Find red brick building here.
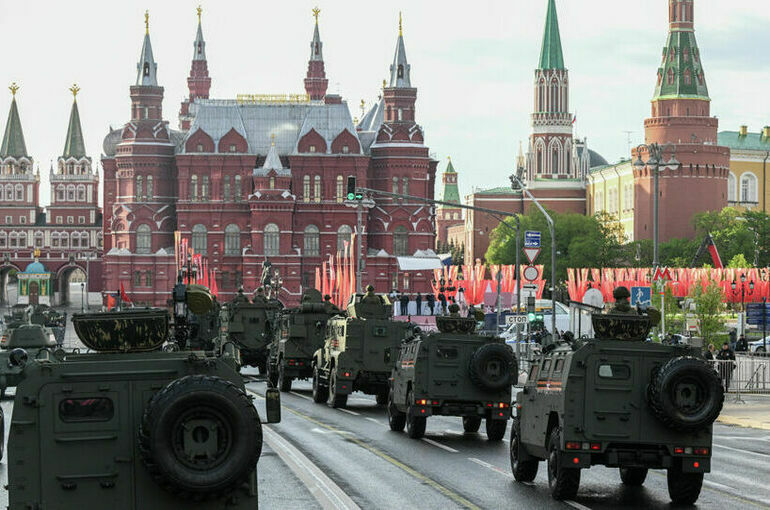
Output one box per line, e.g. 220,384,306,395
632,0,730,242
102,11,438,306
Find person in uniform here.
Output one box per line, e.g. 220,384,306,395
415,293,423,315
253,287,267,303
234,286,249,303
361,284,381,304
426,293,436,315
324,294,340,313
448,303,461,317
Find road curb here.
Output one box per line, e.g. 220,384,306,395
717,414,770,431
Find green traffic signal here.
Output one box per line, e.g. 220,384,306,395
527,312,536,321
535,313,544,321
347,192,355,200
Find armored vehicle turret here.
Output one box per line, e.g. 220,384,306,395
266,289,338,391
0,323,57,398
510,288,723,505
312,291,417,408
388,313,516,440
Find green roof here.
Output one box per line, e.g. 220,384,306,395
538,0,565,70
446,159,456,173
62,99,86,159
718,130,770,152
653,29,709,101
441,159,461,204
0,97,28,159
476,186,519,195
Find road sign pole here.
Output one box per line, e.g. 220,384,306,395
764,297,767,354
515,229,521,347
661,284,665,339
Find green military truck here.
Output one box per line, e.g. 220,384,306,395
0,323,57,398
312,293,417,408
7,302,280,510
267,289,338,391
510,310,723,504
388,315,516,440
226,295,283,373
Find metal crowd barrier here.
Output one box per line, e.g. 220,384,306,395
711,355,770,395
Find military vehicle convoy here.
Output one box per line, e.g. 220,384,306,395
6,287,281,510
226,292,283,372
312,291,417,408
267,289,337,391
388,313,516,440
510,289,723,505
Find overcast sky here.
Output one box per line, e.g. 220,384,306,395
0,0,768,207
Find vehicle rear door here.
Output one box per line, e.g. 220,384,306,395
584,352,641,441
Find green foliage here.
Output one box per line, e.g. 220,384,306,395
690,281,725,345
727,253,749,269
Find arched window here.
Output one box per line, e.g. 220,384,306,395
269,176,275,189
336,175,344,203
135,176,143,200
397,64,404,79
314,175,321,202
667,68,674,85
17,232,27,248
0,232,6,248
728,172,737,202
234,175,242,201
304,224,320,256
394,226,409,256
303,175,311,202
34,231,43,248
136,224,151,253
192,224,207,255
225,224,240,256
537,150,543,174
223,176,231,201
56,184,65,202
392,176,399,194
741,174,758,204
146,175,153,199
190,175,198,201
264,223,280,256
683,69,692,86
77,184,86,201
551,80,558,112
202,175,210,201
71,232,79,248
402,177,409,195
337,225,352,251
80,231,89,248
552,149,559,174
538,79,545,111
60,232,69,248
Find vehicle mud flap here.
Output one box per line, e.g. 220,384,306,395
312,365,329,403
406,390,426,439
278,363,292,392
139,375,262,501
469,343,517,392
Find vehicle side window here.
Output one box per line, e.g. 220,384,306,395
541,359,552,376
435,346,458,360
598,364,630,380
528,364,539,381
59,397,115,423
553,358,564,373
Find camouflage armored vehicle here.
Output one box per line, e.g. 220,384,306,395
226,291,283,372
267,289,338,391
0,323,57,398
29,304,67,345
7,295,281,510
388,313,516,440
312,290,418,408
510,291,723,505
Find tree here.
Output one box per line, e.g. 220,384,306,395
690,281,725,345
727,253,749,269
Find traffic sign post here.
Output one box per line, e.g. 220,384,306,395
630,286,652,307
523,248,541,264
523,265,539,282
524,231,541,248
505,315,528,325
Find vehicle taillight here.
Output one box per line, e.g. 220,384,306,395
416,399,428,405
694,447,709,455
590,443,601,451
342,371,351,377
674,447,684,454
565,442,581,450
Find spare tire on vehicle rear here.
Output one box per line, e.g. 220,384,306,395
139,375,262,500
647,356,724,432
469,343,517,392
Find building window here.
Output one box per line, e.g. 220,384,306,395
223,176,231,201
342,145,350,154
19,216,26,224
145,271,153,287
197,143,204,152
79,216,85,224
537,150,543,173
741,174,758,203
309,145,316,153
134,271,142,286
201,175,210,201
728,172,737,202
314,175,321,202
190,175,198,201
66,185,75,202
336,175,344,203
136,224,152,254
337,225,352,251
225,224,240,256
0,233,5,247
392,176,398,194
394,225,409,256
269,176,275,189
303,175,311,202
264,223,280,256
34,233,43,248
146,175,153,199
402,177,409,196
80,232,89,248
667,68,674,85
683,69,692,86
56,185,65,202
234,175,242,201
77,185,86,201
552,149,559,174
135,176,143,201
57,216,63,224
67,216,74,224
61,233,68,248
230,144,237,152
192,224,207,255
304,224,320,256
71,233,80,248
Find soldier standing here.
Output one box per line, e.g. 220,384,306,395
400,293,410,316
716,342,736,392
253,287,267,303
426,293,436,315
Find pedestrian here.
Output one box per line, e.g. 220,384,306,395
704,343,716,361
729,328,737,351
437,291,447,315
716,342,736,393
736,334,748,353
426,293,436,315
400,293,410,317
415,293,422,316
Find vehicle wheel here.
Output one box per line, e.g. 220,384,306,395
469,343,517,392
648,356,724,431
278,364,292,392
376,390,389,406
138,375,261,500
257,360,267,375
510,418,538,482
667,466,703,505
462,416,482,433
486,418,507,441
406,390,426,439
312,365,328,403
757,347,766,353
547,427,580,500
327,370,347,409
619,467,648,486
387,390,406,432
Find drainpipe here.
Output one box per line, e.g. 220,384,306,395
763,151,769,214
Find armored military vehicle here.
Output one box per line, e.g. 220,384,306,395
388,314,516,440
226,292,283,372
510,298,723,505
7,291,281,510
29,304,67,345
312,291,417,408
0,323,57,398
267,289,338,391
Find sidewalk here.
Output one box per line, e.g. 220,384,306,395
718,394,770,430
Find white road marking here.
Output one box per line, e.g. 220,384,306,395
713,443,770,458
467,457,512,478
290,391,312,401
564,500,592,510
311,427,333,435
365,417,385,426
704,480,738,492
421,437,459,453
338,408,361,416
263,426,361,510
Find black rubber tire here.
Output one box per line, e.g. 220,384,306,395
648,356,724,431
510,418,538,482
312,365,328,403
486,418,507,441
667,466,703,505
138,375,261,501
469,343,517,392
547,427,580,500
376,390,389,406
327,370,347,409
620,467,648,486
387,390,406,432
463,416,482,433
278,363,292,392
406,390,426,439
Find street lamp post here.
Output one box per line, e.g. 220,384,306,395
344,197,375,294
80,282,85,312
633,143,681,268
731,274,755,336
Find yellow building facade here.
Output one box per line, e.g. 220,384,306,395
719,127,770,212
586,160,635,240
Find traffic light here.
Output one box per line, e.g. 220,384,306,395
346,177,364,201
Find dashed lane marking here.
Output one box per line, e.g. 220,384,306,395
467,457,512,479
713,443,770,458
338,408,361,416
564,500,592,510
704,480,738,492
421,437,459,453
290,391,313,401
248,389,481,510
365,417,386,427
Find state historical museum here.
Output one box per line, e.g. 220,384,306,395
102,10,438,306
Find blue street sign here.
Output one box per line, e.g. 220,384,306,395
524,231,541,248
747,303,770,325
631,286,652,307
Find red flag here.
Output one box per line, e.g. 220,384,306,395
211,269,219,297
203,260,210,288
322,261,328,297
120,283,132,305
706,235,724,269
315,267,321,292
106,294,116,310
